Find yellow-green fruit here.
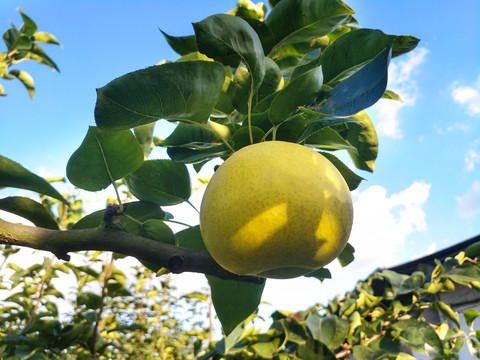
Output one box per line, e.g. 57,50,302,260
199,141,353,279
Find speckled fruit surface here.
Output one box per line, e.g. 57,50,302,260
200,141,353,279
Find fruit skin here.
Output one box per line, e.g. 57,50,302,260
199,141,353,279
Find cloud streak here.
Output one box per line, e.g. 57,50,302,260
457,180,480,218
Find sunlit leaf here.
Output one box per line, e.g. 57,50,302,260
331,110,378,172
464,309,480,329
9,70,34,98
21,44,60,71
17,8,37,36
382,89,403,102
432,301,460,327
31,31,61,45
67,126,144,191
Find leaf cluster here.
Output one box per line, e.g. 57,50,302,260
202,252,480,359
0,247,211,359
1,8,61,98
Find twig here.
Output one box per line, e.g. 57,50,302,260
0,218,265,285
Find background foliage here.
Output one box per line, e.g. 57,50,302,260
1,0,479,359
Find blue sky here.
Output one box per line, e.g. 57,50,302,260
1,1,480,315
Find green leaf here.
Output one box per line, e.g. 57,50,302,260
335,111,378,172
318,46,391,116
393,319,443,357
124,219,175,246
175,226,206,250
306,313,349,350
193,14,265,91
17,8,37,36
231,63,253,114
9,70,34,98
160,122,218,148
21,44,60,71
320,152,364,191
159,30,197,56
0,196,58,229
134,123,155,157
269,67,323,124
0,155,67,204
167,144,231,163
382,89,403,102
257,57,283,102
66,126,144,191
95,61,225,130
304,127,357,152
298,115,358,143
265,0,354,57
124,160,191,206
465,241,480,258
71,201,166,230
3,26,32,51
77,292,103,310
206,275,265,334
124,219,175,272
321,29,419,84
31,31,61,45
296,338,336,360
432,301,460,327
304,267,331,282
231,126,265,151
336,242,355,267
464,309,480,329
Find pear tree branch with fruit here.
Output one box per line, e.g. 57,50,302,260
0,0,420,335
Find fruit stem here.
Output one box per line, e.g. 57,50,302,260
163,219,195,229
187,200,200,214
271,125,279,141
247,80,254,144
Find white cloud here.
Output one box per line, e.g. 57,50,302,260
457,181,480,218
452,80,480,116
374,47,428,139
465,149,480,171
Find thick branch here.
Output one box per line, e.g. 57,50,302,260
0,218,264,284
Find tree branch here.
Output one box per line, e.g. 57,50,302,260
0,218,265,285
